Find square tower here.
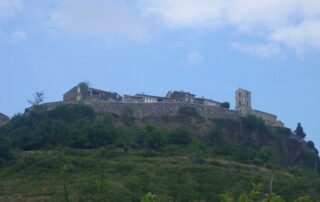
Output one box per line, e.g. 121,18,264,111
235,88,252,115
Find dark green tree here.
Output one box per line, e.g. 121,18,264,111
295,123,306,139
220,102,230,109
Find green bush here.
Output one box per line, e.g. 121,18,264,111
168,128,192,145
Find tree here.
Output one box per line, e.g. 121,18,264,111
28,91,45,106
220,102,230,109
141,192,156,202
295,123,306,139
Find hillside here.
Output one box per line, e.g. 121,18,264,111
0,104,319,201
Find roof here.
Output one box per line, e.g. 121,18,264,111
195,97,221,104
252,109,277,118
89,87,118,95
236,88,251,93
124,95,143,98
135,93,164,99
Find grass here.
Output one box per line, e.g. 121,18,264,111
0,147,319,202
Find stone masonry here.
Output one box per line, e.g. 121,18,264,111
27,84,285,127
38,101,240,121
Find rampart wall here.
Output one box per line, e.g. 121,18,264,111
38,101,241,120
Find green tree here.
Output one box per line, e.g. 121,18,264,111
294,195,312,202
168,127,191,145
220,102,230,109
28,91,45,106
294,123,306,139
0,136,14,162
141,192,157,202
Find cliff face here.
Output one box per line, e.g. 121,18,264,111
210,119,319,170
141,114,320,171
0,113,9,127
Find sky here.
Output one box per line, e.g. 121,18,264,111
0,0,319,147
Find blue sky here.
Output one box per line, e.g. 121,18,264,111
1,0,320,147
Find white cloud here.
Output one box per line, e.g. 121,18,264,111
186,50,205,64
231,43,281,58
51,0,149,40
271,20,320,53
142,0,320,53
0,0,23,19
143,0,226,28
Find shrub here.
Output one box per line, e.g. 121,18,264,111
168,128,192,145
220,102,230,109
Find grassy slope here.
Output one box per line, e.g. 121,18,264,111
1,105,319,201
0,147,319,202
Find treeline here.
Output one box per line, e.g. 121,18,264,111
0,104,318,171
0,104,192,152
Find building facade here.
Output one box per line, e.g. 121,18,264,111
166,91,196,103
235,88,284,127
63,83,122,102
195,97,221,107
235,88,252,115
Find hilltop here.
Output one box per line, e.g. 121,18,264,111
0,103,319,201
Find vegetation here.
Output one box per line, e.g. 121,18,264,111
0,104,319,201
27,91,45,106
295,122,306,139
220,102,231,109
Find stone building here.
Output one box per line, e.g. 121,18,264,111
135,93,167,103
123,95,144,103
63,83,122,102
235,88,252,115
235,88,284,127
0,113,9,127
124,93,169,103
195,97,221,107
166,91,195,103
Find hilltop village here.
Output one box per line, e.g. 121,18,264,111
62,83,284,127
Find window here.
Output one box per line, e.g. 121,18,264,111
77,87,81,93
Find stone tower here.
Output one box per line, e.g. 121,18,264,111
235,88,252,115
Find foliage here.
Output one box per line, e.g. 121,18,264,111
295,123,306,139
141,192,157,202
221,102,231,109
242,115,268,133
28,91,45,106
168,127,192,145
294,195,312,202
0,148,318,201
0,136,14,163
0,103,319,201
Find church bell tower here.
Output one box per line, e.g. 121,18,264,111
235,88,252,115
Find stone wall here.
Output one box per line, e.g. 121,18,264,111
0,113,10,127
37,101,241,121
251,110,277,125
